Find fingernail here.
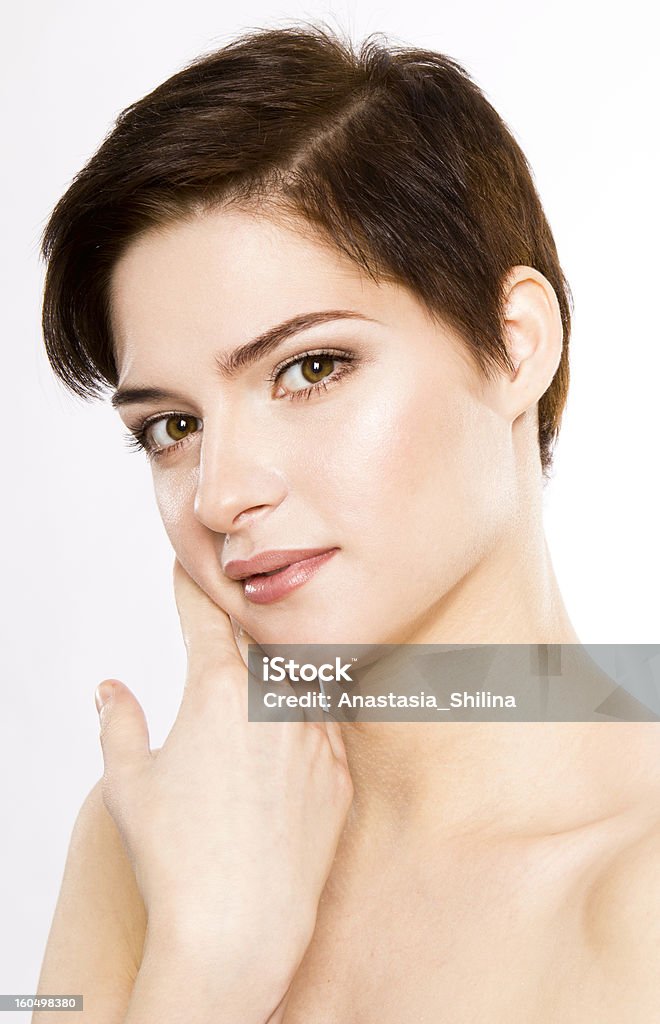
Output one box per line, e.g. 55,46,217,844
95,682,116,713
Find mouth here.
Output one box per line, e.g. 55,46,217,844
224,548,339,605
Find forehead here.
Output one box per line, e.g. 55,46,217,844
109,206,453,374
111,209,370,357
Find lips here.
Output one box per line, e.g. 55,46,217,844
223,548,337,581
223,547,339,605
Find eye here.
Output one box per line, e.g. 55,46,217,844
126,412,202,459
148,414,201,449
274,353,349,397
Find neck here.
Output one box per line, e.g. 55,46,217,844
400,511,579,646
337,519,649,847
340,717,659,850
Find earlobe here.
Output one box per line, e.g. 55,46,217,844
494,265,564,422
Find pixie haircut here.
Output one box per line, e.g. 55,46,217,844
41,22,571,475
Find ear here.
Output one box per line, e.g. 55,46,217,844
490,266,564,422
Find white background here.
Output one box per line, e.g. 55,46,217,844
1,0,658,1002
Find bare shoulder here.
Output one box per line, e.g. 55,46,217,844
587,810,660,929
583,804,660,1005
33,772,148,1023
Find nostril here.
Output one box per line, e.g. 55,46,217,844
233,504,271,527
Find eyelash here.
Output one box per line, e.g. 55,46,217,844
123,347,358,461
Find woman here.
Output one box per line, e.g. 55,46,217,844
34,23,660,1022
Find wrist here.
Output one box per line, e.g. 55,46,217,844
143,914,300,1000
146,903,313,966
135,929,293,1024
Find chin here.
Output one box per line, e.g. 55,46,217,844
248,614,384,648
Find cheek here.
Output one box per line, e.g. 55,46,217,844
152,463,198,543
297,373,474,525
151,464,233,599
307,371,511,575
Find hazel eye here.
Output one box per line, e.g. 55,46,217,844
279,355,337,392
148,414,201,449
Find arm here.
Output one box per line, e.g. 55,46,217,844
35,561,352,1022
120,932,294,1024
32,777,293,1024
32,778,146,1024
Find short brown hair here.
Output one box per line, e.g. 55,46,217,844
41,21,571,474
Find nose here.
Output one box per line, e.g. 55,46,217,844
192,421,288,535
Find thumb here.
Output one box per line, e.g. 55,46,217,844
230,616,262,672
95,679,151,771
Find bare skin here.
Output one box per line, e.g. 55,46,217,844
36,717,660,1022
35,206,660,1021
282,721,660,1022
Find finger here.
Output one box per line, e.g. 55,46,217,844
95,678,151,771
236,628,307,721
173,558,244,675
227,616,294,719
319,716,350,766
230,615,260,673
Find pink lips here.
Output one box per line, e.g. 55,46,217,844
223,548,339,605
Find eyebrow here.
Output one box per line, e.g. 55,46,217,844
110,309,375,410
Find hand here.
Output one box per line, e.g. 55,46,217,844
94,558,353,984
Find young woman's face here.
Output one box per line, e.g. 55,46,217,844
110,206,517,645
